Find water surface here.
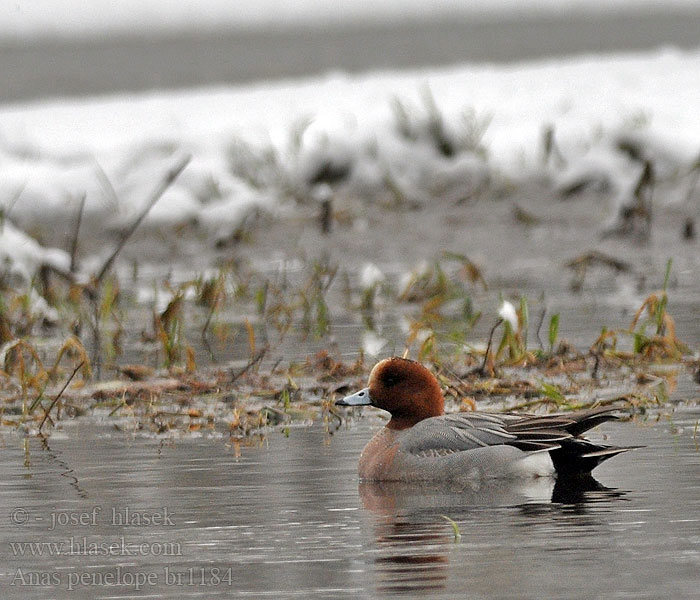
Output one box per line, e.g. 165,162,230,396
1,406,699,598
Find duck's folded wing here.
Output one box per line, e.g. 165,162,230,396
501,406,620,436
399,413,571,457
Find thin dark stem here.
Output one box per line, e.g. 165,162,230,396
201,300,219,340
69,194,86,273
230,347,268,383
95,154,191,284
38,361,85,433
535,307,547,351
480,318,503,376
91,295,102,379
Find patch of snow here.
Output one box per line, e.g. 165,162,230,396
0,220,70,285
359,263,385,289
498,300,519,329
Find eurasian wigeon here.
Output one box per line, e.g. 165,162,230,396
336,357,630,482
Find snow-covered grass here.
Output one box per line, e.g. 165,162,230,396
1,48,700,283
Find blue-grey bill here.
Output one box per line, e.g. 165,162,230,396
335,387,372,406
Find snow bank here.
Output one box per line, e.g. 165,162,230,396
0,220,69,284
0,48,699,282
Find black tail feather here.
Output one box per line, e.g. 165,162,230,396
502,406,634,475
550,439,635,474
563,407,621,437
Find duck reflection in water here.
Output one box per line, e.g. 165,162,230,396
359,475,626,595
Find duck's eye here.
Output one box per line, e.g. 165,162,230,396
383,375,399,387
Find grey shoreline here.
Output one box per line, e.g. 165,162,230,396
3,8,700,103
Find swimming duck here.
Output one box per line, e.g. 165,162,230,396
336,357,631,481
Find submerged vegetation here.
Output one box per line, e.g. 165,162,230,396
0,229,695,441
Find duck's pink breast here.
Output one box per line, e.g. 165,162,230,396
358,428,403,480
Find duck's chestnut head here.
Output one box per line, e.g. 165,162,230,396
336,357,444,429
